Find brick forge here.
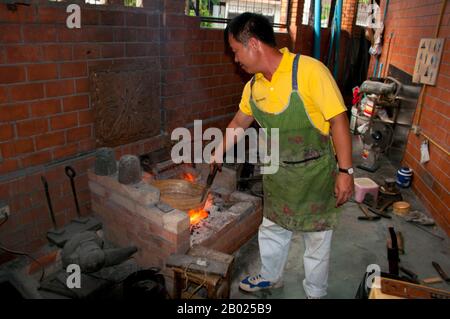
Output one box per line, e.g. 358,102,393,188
87,162,262,276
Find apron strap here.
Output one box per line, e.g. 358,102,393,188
292,54,301,91
249,76,256,100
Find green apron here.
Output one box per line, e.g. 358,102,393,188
249,54,341,232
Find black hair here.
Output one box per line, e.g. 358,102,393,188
225,12,277,48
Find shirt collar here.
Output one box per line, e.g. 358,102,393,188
255,47,291,80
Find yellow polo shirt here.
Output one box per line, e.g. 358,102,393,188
239,48,346,135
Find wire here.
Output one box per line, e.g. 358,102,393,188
182,262,207,299
0,214,46,283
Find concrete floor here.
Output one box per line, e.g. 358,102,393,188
229,136,450,299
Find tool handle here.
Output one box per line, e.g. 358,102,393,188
432,261,450,282
41,176,57,230
367,205,392,218
65,166,76,178
207,164,219,185
379,199,395,212
358,203,371,217
400,266,418,280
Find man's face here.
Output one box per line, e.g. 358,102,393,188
228,34,258,74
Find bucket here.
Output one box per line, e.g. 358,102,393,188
396,167,413,188
123,267,168,300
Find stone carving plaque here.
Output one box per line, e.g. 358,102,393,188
90,60,161,147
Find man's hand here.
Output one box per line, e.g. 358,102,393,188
334,173,354,207
210,161,222,174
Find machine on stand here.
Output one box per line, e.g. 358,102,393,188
353,77,402,172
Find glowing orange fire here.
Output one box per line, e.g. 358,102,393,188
188,194,213,225
183,172,196,182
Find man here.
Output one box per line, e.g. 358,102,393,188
213,12,353,299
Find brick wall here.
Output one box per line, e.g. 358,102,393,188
0,1,166,258
369,0,449,235
0,0,298,259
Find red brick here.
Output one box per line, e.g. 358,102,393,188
126,44,147,57
62,95,89,112
0,25,22,43
10,83,44,102
0,159,19,174
0,103,29,121
29,99,61,117
14,138,35,155
37,7,67,24
100,11,125,25
0,142,15,158
82,10,100,25
6,45,42,63
75,79,89,94
78,110,94,125
50,113,78,130
0,124,14,141
53,143,79,160
58,27,87,43
73,44,101,60
66,125,92,143
17,118,48,137
0,5,36,23
27,64,58,81
45,80,75,97
22,25,57,42
0,66,26,84
86,27,114,42
21,150,52,167
60,62,87,78
101,44,125,58
125,12,147,26
78,138,95,152
0,87,7,104
35,132,65,150
42,44,72,61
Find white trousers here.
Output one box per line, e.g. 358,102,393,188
258,217,333,298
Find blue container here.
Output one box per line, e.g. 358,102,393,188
396,167,413,188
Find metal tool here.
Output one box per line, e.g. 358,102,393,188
387,227,399,276
357,203,380,221
400,266,419,283
65,166,88,223
432,261,450,284
41,176,64,235
406,221,445,241
367,204,392,219
200,164,219,202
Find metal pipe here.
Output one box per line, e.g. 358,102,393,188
333,0,342,79
313,0,321,59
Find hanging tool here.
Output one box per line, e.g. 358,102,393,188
41,176,64,235
432,261,450,284
357,203,380,221
200,164,219,203
65,166,88,224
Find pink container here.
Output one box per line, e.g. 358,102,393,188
354,177,379,203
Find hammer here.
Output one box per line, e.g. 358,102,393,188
357,203,381,221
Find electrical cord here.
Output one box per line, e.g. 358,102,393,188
0,214,46,282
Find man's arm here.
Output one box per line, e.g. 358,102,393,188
329,112,354,207
211,110,254,169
